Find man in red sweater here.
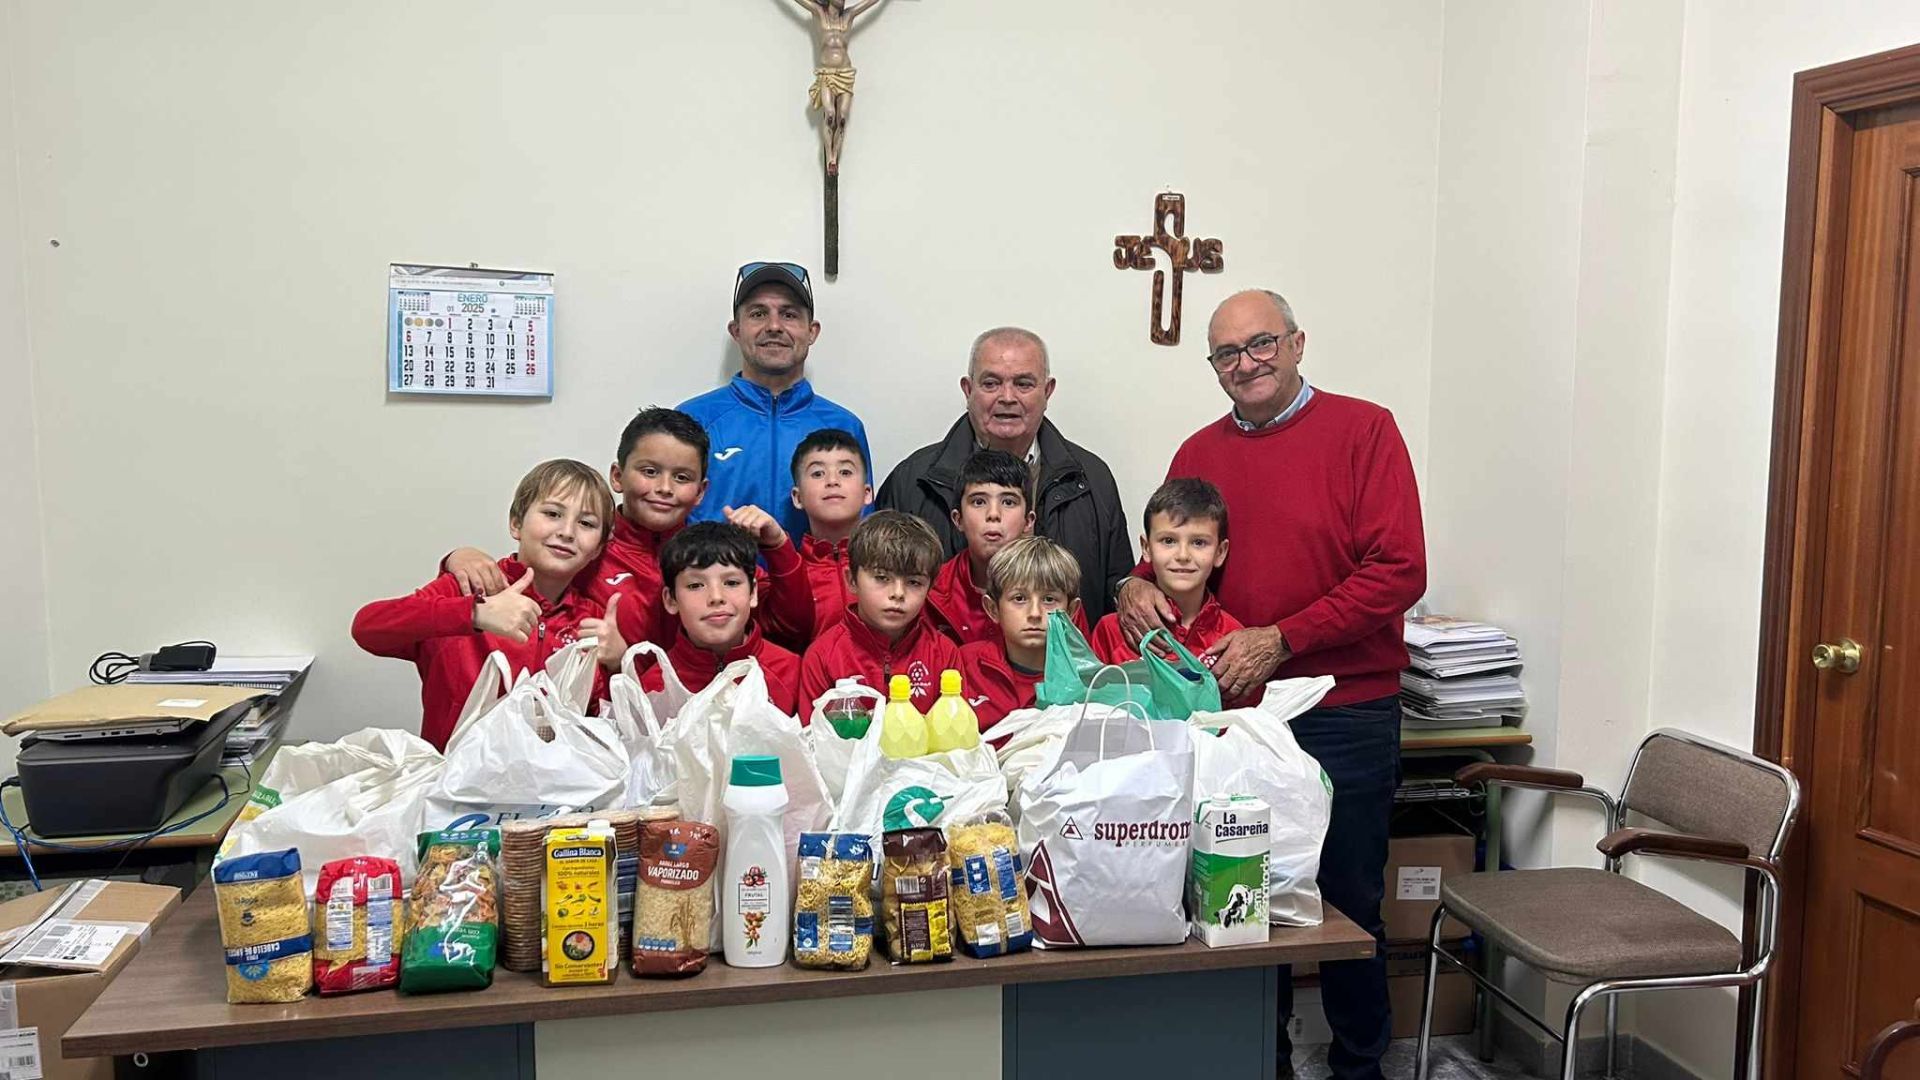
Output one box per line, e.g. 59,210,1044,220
1115,290,1425,1080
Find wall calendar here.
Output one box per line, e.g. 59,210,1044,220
388,264,554,397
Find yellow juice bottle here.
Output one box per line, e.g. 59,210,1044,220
925,669,981,753
878,674,929,759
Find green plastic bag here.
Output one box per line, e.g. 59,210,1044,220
1035,610,1221,719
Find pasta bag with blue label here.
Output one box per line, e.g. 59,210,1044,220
213,849,313,1003
945,811,1033,957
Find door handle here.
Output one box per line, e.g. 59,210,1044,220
1811,638,1862,674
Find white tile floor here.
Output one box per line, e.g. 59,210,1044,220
1292,1036,1542,1079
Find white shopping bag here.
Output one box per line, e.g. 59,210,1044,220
1189,677,1335,925
423,643,630,829
605,642,692,807
828,705,1007,843
670,658,830,855
982,702,1139,819
220,727,444,893
806,681,885,805
1016,701,1194,948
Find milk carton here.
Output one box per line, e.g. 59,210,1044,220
1188,795,1271,947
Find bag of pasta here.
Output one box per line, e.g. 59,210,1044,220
213,848,313,1003
401,828,501,993
946,811,1033,958
880,828,951,965
312,856,403,995
631,819,718,977
792,832,873,970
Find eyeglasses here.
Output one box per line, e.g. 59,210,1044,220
1206,330,1296,372
735,262,810,289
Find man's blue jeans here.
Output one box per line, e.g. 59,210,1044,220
1275,695,1402,1079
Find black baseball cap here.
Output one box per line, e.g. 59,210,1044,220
732,261,814,314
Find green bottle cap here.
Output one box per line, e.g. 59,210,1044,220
729,754,783,787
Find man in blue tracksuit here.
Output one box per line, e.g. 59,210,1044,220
679,262,873,541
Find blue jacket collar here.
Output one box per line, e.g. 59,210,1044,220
729,373,815,414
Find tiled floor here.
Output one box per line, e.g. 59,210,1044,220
1292,1036,1543,1079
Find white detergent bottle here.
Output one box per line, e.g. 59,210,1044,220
722,754,791,968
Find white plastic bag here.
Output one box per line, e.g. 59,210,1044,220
983,702,1138,815
806,681,885,805
1016,702,1194,947
829,704,1006,842
1189,677,1335,925
422,643,630,829
670,659,831,854
220,727,443,893
605,642,691,807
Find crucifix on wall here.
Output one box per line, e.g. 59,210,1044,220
785,0,889,277
1114,193,1225,345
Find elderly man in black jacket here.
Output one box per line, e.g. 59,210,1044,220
877,327,1132,621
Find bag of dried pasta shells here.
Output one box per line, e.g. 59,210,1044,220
792,832,874,970
881,828,951,965
312,856,404,994
946,811,1033,957
401,828,501,993
214,848,313,1003
631,819,718,977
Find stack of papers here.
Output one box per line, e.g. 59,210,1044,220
128,655,312,766
1401,617,1524,728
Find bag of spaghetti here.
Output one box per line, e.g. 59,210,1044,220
214,849,313,1003
945,811,1032,957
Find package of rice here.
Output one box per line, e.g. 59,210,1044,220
401,829,501,993
792,832,874,970
311,856,403,995
945,811,1033,958
631,819,718,977
213,848,313,1003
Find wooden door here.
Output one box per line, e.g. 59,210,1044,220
1789,103,1920,1077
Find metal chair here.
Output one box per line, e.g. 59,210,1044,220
1412,728,1800,1080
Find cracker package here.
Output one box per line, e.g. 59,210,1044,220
946,811,1033,958
401,828,500,993
544,823,617,986
312,856,403,994
881,828,951,965
792,832,874,970
632,820,718,977
213,848,313,1003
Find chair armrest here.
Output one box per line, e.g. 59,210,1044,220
1596,827,1768,871
1455,763,1585,789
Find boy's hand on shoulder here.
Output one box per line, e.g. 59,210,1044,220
473,569,540,643
448,547,507,596
724,505,789,549
582,593,629,671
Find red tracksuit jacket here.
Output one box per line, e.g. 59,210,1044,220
352,557,608,751
798,606,963,717
798,533,853,636
641,622,801,715
927,552,997,646
957,639,1043,739
576,513,815,653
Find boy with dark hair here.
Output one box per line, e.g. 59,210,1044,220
958,536,1083,733
1091,477,1243,684
798,510,961,715
927,449,1035,645
354,460,622,750
643,522,801,713
788,427,873,635
442,406,813,651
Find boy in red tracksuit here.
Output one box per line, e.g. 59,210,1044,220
799,510,961,716
927,450,1034,645
353,460,623,751
957,536,1083,736
641,522,802,714
1090,478,1247,703
442,408,814,653
788,427,872,637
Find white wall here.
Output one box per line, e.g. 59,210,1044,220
1635,2,1920,1074
5,0,1444,742
0,0,51,773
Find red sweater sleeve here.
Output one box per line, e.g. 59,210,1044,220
1273,412,1427,657
755,541,816,651
352,574,477,659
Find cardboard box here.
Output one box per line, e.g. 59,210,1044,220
1382,833,1476,942
0,881,182,1080
1386,940,1475,1038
